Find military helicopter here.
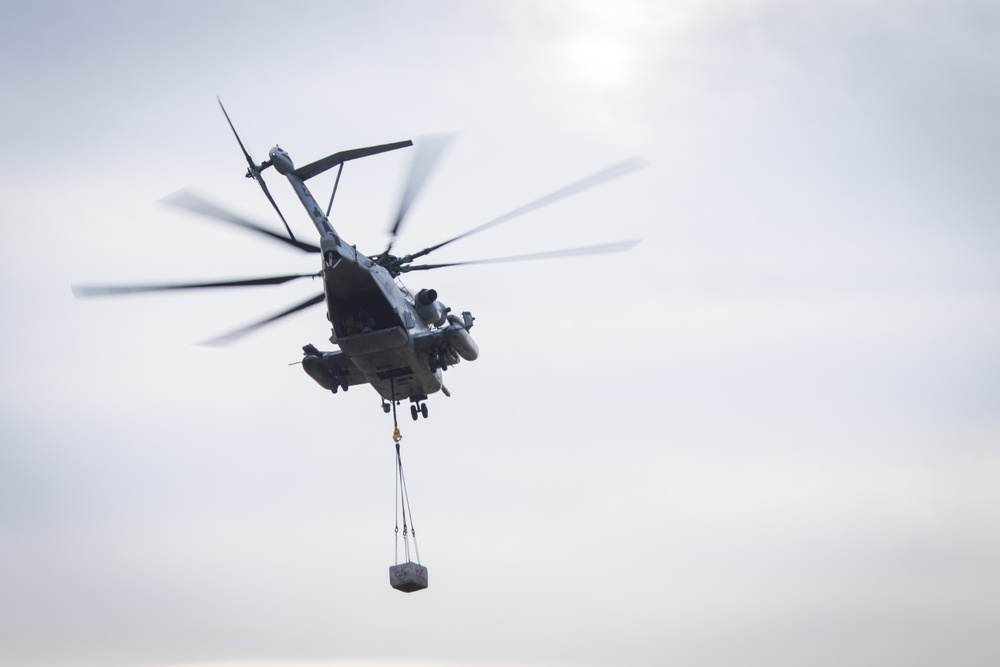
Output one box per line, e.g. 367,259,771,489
74,100,647,420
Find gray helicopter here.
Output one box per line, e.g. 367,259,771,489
74,100,646,420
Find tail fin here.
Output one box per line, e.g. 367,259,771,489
292,140,413,181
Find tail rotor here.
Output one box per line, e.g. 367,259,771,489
217,97,296,241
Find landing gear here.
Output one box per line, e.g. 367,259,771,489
429,350,446,372
382,400,392,414
429,347,460,372
331,376,349,393
410,401,429,420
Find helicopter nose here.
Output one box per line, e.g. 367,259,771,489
269,146,295,174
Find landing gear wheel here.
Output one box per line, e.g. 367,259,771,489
382,402,391,414
410,404,419,421
420,404,428,419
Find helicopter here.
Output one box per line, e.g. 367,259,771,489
74,100,647,421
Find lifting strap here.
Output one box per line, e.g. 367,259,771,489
390,378,420,565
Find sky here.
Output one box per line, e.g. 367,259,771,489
1,1,999,666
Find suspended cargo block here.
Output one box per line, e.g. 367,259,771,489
390,562,428,593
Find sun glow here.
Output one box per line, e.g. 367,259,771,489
156,661,554,667
542,0,701,88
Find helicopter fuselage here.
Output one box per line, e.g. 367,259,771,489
274,146,477,415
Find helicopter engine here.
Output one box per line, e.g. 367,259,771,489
414,289,479,365
414,288,448,327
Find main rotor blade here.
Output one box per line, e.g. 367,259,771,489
73,273,320,297
217,97,297,241
405,156,649,262
200,292,325,347
161,190,321,253
385,133,454,255
400,239,641,272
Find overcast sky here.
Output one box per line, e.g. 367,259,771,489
1,1,999,666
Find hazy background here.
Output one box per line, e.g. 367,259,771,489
1,1,998,666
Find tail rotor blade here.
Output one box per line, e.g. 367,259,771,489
217,96,256,169
217,97,297,241
254,172,296,241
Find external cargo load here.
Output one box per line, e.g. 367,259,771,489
389,562,428,593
